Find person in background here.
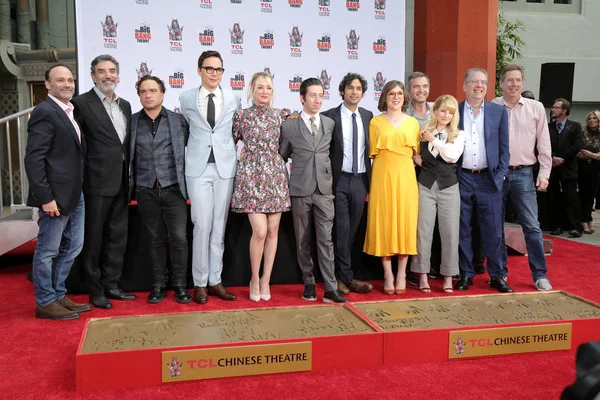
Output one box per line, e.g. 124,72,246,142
411,95,465,294
364,80,420,295
577,111,600,234
231,72,291,302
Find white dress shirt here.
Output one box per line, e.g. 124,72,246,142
340,105,366,173
47,94,81,141
429,128,466,163
197,85,224,123
93,86,127,143
461,102,488,170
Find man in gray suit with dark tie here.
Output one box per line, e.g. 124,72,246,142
280,78,347,303
179,50,241,304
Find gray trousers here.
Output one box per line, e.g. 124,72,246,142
411,181,460,277
291,192,337,292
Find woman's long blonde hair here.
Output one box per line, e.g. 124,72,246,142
584,110,600,133
421,94,460,143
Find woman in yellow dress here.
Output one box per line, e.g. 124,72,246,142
364,80,420,295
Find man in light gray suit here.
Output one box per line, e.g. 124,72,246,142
179,50,241,304
280,78,348,303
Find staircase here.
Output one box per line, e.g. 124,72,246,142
0,107,38,255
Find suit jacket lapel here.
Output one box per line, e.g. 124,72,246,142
47,98,81,148
167,110,185,159
483,101,491,145
458,102,465,131
359,107,371,151
333,105,343,148
130,112,140,159
215,87,232,128
86,89,121,142
315,115,328,149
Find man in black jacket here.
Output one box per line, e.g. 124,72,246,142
25,64,91,320
547,98,583,238
72,54,135,308
322,73,373,295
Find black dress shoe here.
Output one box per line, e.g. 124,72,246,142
323,290,349,303
106,289,137,301
454,277,473,291
489,278,514,293
90,295,112,309
302,284,317,301
550,228,563,235
147,286,167,304
568,229,582,238
174,286,192,304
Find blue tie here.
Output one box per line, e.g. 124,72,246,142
557,121,563,134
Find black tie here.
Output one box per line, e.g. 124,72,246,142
207,93,215,128
352,112,358,174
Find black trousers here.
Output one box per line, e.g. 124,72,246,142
334,173,368,285
548,175,582,231
81,182,129,296
135,184,189,287
578,160,600,222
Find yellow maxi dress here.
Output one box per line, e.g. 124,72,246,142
363,114,420,256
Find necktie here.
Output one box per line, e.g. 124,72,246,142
310,116,318,137
557,121,563,134
65,107,81,141
207,93,215,128
352,112,358,174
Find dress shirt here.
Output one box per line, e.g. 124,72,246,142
492,96,552,180
407,101,433,128
461,101,488,170
429,128,466,163
47,94,81,141
340,105,366,173
197,86,224,123
301,111,320,133
93,85,127,143
140,106,168,137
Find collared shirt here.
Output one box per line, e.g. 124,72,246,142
462,101,488,170
340,105,366,173
140,106,168,137
93,86,127,143
492,96,552,180
197,86,224,123
407,101,433,128
301,111,320,133
47,94,81,141
429,128,466,163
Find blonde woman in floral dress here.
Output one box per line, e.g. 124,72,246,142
231,72,290,302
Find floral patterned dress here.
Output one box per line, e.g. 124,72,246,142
231,105,291,213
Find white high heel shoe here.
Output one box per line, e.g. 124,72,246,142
249,279,260,302
260,279,271,301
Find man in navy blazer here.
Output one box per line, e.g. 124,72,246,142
454,68,513,293
25,64,91,320
321,73,373,295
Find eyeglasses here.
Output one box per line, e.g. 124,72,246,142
551,106,563,110
200,66,225,75
466,79,488,86
387,91,404,98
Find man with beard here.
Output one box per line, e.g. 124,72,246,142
72,55,135,309
25,64,91,319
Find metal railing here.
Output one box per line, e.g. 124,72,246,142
0,107,34,216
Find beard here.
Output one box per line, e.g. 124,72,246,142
96,79,117,94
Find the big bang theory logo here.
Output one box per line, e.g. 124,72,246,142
101,14,118,49
289,74,302,93
260,30,274,50
317,33,331,52
169,70,185,89
230,72,245,91
373,36,386,54
288,0,302,7
135,23,151,43
346,0,360,11
199,27,214,46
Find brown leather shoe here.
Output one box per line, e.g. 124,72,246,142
348,280,373,294
337,280,350,295
58,296,92,313
208,283,237,301
193,286,208,304
36,301,79,320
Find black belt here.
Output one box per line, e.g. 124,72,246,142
462,168,488,174
340,171,367,178
508,165,533,171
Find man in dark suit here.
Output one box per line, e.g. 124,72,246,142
280,78,347,303
72,54,135,309
130,76,191,304
548,98,584,237
455,68,513,293
321,73,373,295
25,64,91,319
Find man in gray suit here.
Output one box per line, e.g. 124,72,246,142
280,78,348,303
130,75,192,305
179,50,241,304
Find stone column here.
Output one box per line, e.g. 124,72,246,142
413,0,498,100
0,0,10,42
16,0,31,45
36,0,50,49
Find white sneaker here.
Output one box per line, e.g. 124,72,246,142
534,278,553,291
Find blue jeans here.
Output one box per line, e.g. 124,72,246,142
32,193,85,306
501,167,547,281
